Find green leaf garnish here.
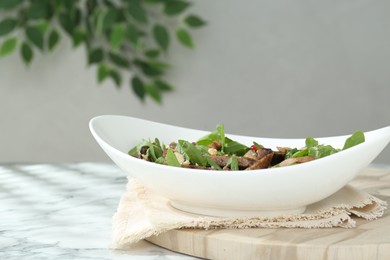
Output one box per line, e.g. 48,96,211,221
178,140,207,167
285,148,298,159
223,155,239,170
308,145,338,158
224,137,249,156
166,148,181,167
343,130,365,150
291,149,308,158
305,137,318,148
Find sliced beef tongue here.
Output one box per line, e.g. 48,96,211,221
246,150,274,170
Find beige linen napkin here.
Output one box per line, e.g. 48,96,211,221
112,177,387,247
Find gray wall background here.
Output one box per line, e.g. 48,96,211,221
0,0,389,163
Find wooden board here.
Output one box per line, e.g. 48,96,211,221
146,167,390,260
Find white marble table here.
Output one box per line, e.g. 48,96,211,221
0,163,197,260
2,163,389,259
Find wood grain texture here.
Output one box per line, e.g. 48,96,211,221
146,167,390,260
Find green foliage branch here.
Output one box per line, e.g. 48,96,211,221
0,0,206,103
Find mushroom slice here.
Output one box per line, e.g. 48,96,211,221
278,156,316,167
276,146,291,154
243,150,258,160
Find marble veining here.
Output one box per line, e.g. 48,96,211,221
0,163,197,260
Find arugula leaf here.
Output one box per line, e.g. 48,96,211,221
197,125,248,155
224,137,249,156
308,145,338,158
147,140,163,161
128,145,139,156
197,133,220,146
128,139,162,162
223,155,239,170
197,124,225,147
155,157,165,164
343,130,365,150
178,140,207,166
291,149,308,158
230,155,239,171
285,148,298,159
217,124,225,152
166,148,181,167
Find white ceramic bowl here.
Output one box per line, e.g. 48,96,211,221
89,115,390,217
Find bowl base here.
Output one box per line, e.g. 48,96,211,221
170,201,306,218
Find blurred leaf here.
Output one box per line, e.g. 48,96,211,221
164,0,190,16
62,0,78,10
149,61,170,70
20,42,33,65
143,0,160,4
145,83,161,103
71,8,82,27
110,23,126,49
97,63,108,83
109,69,121,87
88,48,104,64
153,24,169,51
86,0,98,15
26,2,50,20
134,59,163,77
131,76,145,100
72,29,86,47
126,23,139,45
108,51,130,68
26,26,44,50
0,18,17,37
36,21,49,33
144,49,160,59
184,14,206,28
176,28,193,48
155,80,173,92
0,37,17,57
0,0,205,104
102,8,118,32
0,0,23,10
48,29,60,51
59,12,73,35
58,8,82,35
166,148,180,167
127,1,148,24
